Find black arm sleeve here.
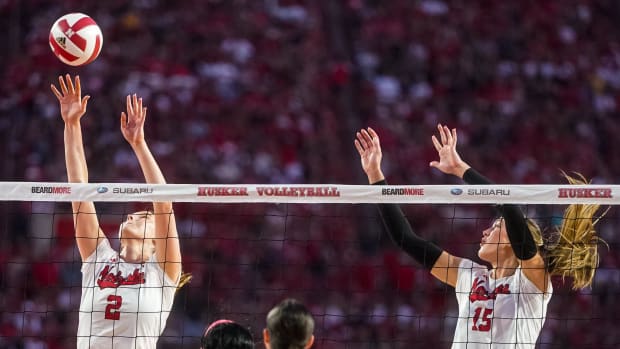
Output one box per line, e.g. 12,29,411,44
462,168,538,260
372,180,443,269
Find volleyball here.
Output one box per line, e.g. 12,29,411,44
49,13,103,66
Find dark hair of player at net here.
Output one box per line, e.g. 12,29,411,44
265,298,315,349
200,320,254,349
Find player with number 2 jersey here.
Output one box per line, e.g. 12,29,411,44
52,75,187,348
77,237,178,348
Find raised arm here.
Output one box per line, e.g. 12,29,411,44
430,124,548,292
355,127,462,287
51,75,106,261
120,94,181,283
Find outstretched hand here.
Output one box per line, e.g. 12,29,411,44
50,74,90,124
354,127,384,183
121,94,147,147
429,124,470,178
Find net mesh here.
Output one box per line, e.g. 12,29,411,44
0,183,619,348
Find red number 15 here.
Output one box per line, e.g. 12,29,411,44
472,306,492,332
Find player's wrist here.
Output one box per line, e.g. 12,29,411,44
128,138,147,149
64,119,81,127
453,162,470,178
366,168,384,184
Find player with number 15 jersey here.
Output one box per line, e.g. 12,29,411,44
355,124,604,348
452,258,552,347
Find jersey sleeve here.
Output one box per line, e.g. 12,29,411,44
82,239,114,266
456,259,479,291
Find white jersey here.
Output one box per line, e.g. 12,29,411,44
77,240,178,349
452,259,552,349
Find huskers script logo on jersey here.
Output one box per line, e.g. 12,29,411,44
469,275,511,303
97,264,145,289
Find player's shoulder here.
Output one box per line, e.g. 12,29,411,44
454,259,489,293
458,258,487,272
85,239,117,263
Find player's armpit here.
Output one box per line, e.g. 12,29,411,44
430,251,463,287
519,253,550,293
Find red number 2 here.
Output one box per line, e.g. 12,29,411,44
105,295,122,320
472,306,493,331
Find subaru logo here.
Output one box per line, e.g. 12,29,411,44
97,186,109,194
450,188,463,195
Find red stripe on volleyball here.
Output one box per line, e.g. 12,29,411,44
49,32,79,63
57,19,87,51
83,35,101,65
70,16,97,32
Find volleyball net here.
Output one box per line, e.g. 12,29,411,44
1,182,619,348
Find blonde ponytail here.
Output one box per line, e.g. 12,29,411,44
545,173,607,289
177,272,192,292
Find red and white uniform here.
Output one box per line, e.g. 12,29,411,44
452,259,552,349
77,240,178,349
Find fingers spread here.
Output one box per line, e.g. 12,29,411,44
431,135,442,151
120,112,127,128
50,84,62,99
126,95,133,115
81,95,90,113
133,94,139,112
354,139,364,155
65,74,75,94
356,132,368,149
361,129,374,144
444,125,453,145
367,127,379,142
58,75,68,94
438,123,447,145
75,75,82,99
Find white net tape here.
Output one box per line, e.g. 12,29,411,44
6,182,618,204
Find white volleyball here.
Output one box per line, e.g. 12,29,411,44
49,13,103,66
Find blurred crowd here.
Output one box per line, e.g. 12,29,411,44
1,0,620,348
